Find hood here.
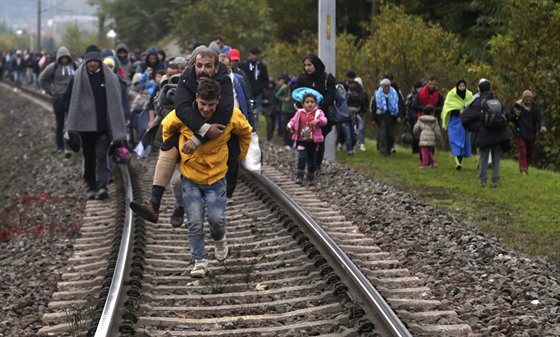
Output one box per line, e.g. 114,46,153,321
419,115,437,124
116,43,128,53
56,46,71,63
145,47,159,67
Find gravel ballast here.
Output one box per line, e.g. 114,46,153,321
1,85,558,336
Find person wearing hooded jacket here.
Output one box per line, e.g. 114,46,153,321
63,44,129,200
116,43,133,86
294,54,337,173
137,47,166,80
39,46,76,155
129,46,234,224
461,80,511,188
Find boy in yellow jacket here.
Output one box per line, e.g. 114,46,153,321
161,79,252,277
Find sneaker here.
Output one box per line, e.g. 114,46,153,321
170,205,184,228
214,236,228,261
86,189,96,200
480,181,486,188
491,181,499,188
359,144,366,151
95,188,109,200
431,163,438,168
130,201,159,223
348,150,355,156
64,150,72,159
456,163,462,170
284,145,291,151
190,259,208,278
417,160,424,167
390,147,396,154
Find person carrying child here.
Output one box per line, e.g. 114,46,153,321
287,90,328,186
161,78,252,277
413,106,443,168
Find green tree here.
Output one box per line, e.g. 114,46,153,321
89,0,174,51
475,0,560,169
61,22,98,56
170,0,276,56
362,5,469,94
266,0,316,43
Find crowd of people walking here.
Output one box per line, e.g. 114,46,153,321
1,37,549,276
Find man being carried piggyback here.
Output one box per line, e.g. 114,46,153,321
161,78,252,278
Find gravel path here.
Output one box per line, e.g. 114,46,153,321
262,142,560,337
0,85,86,337
1,85,559,337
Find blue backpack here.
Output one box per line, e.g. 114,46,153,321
331,91,351,124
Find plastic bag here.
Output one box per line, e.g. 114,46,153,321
134,141,151,159
241,132,262,172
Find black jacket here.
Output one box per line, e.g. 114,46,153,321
461,91,511,148
173,63,233,143
510,102,545,142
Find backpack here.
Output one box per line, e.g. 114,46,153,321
331,91,351,124
481,98,507,129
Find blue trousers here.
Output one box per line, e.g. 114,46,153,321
182,177,227,260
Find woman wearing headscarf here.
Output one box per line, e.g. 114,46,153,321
441,79,474,170
294,54,337,173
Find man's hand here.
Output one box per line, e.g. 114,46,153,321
206,124,226,139
181,139,198,154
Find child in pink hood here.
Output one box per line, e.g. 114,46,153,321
287,92,327,186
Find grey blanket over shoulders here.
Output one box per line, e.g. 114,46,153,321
66,64,127,142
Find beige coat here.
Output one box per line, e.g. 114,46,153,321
413,115,443,147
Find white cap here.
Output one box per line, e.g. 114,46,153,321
479,78,489,84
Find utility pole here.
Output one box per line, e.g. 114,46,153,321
318,0,336,161
37,0,41,51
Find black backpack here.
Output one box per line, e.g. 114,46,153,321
481,98,507,129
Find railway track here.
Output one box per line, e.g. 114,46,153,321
13,85,472,336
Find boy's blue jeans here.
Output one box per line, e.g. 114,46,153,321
182,177,227,260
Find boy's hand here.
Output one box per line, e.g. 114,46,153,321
207,124,225,139
182,139,198,154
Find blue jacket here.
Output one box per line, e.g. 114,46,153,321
233,72,254,127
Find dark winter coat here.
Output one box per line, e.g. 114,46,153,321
461,91,511,149
510,101,545,142
173,62,233,143
294,54,337,134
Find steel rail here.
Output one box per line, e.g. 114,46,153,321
93,164,133,337
243,168,413,337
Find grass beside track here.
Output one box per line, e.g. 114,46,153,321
258,120,560,268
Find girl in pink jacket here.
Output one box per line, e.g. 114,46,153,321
287,93,328,186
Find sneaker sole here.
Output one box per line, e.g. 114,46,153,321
129,201,159,223
215,247,228,262
190,269,208,278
